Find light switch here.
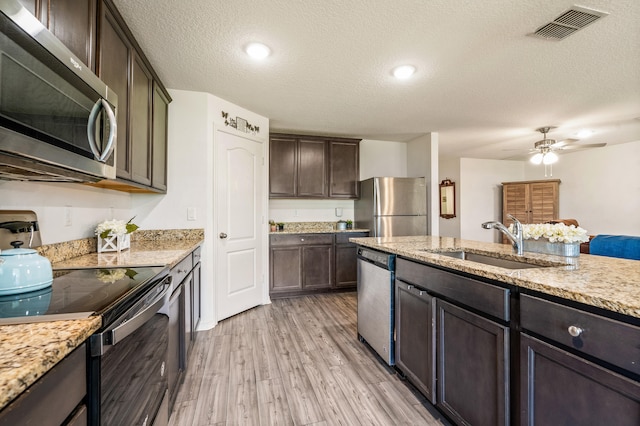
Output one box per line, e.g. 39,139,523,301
187,207,197,221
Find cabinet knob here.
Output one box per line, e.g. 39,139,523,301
568,325,583,337
219,232,228,239
300,238,305,241
407,285,414,290
419,290,424,296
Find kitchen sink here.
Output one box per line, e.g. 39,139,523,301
428,250,560,270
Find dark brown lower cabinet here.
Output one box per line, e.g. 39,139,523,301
436,299,509,426
520,334,640,425
394,279,436,403
269,234,333,296
335,232,367,288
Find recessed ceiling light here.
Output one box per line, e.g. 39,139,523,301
245,42,270,59
392,65,416,79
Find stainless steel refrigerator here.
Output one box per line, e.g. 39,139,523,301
355,177,427,237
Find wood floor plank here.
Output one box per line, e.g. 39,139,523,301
227,349,260,425
299,350,363,426
276,349,325,425
169,291,450,426
256,378,294,426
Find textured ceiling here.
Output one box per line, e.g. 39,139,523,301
112,0,640,159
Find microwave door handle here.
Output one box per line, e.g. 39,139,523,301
86,99,103,160
86,99,117,162
98,99,117,162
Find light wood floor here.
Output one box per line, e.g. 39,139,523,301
169,292,450,426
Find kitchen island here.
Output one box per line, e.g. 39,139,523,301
350,235,640,319
351,235,640,425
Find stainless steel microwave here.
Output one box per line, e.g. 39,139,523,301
0,0,117,183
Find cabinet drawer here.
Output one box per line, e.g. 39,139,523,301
520,294,640,375
0,344,86,426
336,232,368,244
192,246,202,265
270,234,333,246
171,254,193,285
396,258,509,321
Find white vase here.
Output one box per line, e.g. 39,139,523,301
97,233,131,253
523,239,580,257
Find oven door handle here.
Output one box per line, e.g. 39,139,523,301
91,278,171,356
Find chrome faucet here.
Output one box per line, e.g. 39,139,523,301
482,214,523,255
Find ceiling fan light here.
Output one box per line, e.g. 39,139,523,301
530,153,544,164
543,151,558,164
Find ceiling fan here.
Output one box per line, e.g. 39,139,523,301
528,126,607,165
522,126,607,177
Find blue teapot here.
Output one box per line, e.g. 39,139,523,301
0,241,53,296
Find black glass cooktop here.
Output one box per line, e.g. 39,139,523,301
0,266,168,325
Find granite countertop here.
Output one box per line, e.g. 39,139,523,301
350,236,640,319
0,316,101,411
271,228,369,235
52,239,203,269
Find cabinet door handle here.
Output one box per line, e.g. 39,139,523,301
219,232,228,239
568,325,583,337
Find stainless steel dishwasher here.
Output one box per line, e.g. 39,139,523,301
357,247,396,366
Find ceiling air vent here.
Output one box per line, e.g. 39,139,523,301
530,5,608,41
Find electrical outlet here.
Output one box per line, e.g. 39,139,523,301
64,206,72,227
187,207,197,221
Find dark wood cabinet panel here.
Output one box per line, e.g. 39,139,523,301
301,245,333,289
520,334,640,426
270,246,303,292
0,344,86,425
335,231,368,288
436,299,509,426
130,53,152,186
395,280,436,403
47,0,96,70
329,140,359,198
151,82,169,192
98,3,131,179
269,134,359,199
269,137,297,197
298,139,328,197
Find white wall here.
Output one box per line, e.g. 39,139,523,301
407,133,438,235
268,138,407,223
0,180,132,244
359,139,407,179
523,140,640,236
459,158,523,242
438,156,461,238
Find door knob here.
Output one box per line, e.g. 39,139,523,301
219,232,228,239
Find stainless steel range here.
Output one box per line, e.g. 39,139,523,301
0,266,172,426
0,210,171,425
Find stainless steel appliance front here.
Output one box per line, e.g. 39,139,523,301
357,247,396,366
0,0,117,182
355,177,427,237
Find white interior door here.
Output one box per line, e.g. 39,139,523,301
215,130,264,321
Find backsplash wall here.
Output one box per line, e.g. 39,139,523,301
268,199,355,223
0,180,132,244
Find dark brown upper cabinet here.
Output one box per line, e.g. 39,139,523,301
94,0,171,193
269,133,360,199
151,82,169,192
19,0,96,70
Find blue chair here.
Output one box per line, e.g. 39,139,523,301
589,235,640,260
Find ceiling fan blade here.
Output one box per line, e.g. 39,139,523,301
557,143,607,150
549,138,579,148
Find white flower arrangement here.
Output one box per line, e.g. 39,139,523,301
509,222,589,244
95,217,139,239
